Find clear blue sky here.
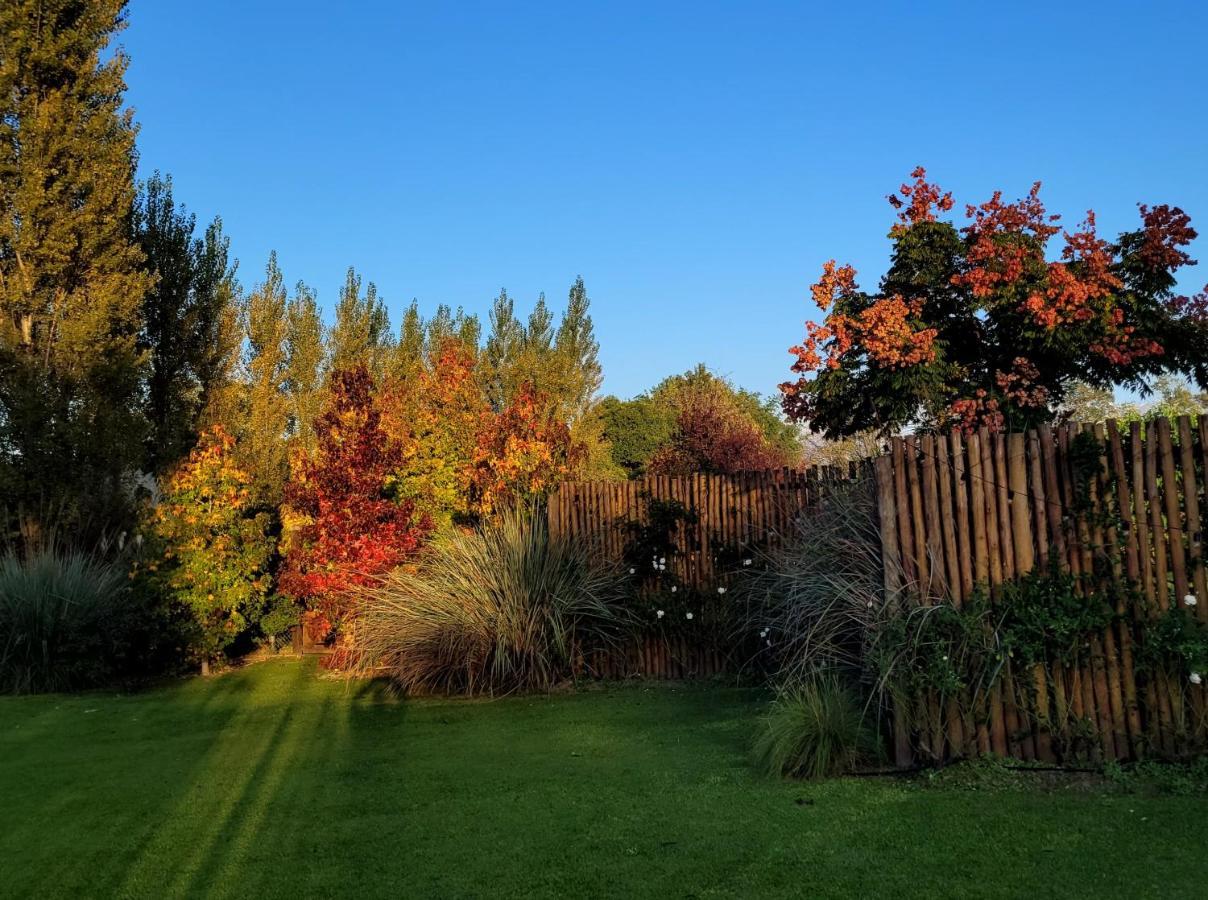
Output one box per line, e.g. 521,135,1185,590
123,1,1208,401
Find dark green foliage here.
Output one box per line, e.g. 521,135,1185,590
135,173,240,473
998,565,1115,665
1139,607,1208,677
0,547,172,693
599,394,675,477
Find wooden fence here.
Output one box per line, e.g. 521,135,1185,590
873,417,1208,765
548,467,855,590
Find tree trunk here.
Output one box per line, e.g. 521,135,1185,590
200,658,210,677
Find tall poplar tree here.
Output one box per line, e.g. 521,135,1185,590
284,282,326,459
0,0,152,534
329,266,392,379
241,253,290,506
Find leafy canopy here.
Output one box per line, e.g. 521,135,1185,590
781,168,1208,438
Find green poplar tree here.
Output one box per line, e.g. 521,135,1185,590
284,282,326,459
329,267,392,378
241,253,290,506
0,0,152,535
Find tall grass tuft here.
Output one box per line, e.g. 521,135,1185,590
754,672,875,779
0,547,134,693
738,478,896,683
349,506,631,695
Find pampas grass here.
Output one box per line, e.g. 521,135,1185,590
348,506,631,695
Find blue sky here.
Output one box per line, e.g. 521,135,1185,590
123,1,1208,400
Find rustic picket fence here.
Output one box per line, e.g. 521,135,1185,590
872,417,1208,765
548,467,856,589
549,468,857,680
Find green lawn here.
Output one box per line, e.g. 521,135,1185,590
2,659,1204,899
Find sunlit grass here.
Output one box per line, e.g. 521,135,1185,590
1,658,1205,898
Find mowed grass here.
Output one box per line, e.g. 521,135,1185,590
2,659,1205,899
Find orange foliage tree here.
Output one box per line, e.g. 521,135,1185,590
782,167,1208,437
471,383,579,516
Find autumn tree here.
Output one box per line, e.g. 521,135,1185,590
471,383,579,516
280,366,430,633
0,0,152,536
390,336,491,529
782,167,1208,437
150,425,275,674
649,377,796,475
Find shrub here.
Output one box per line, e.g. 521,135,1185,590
349,506,630,694
0,547,136,693
754,672,876,779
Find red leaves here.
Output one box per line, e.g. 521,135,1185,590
280,366,431,624
1139,204,1198,273
649,387,788,475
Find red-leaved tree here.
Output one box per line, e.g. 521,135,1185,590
650,378,795,474
280,366,431,635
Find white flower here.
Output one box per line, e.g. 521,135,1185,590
628,568,635,574
717,587,727,595
656,610,665,619
1191,672,1203,686
670,586,677,593
659,557,666,565
686,612,694,620
759,629,768,638
942,655,948,661
1185,594,1198,608
658,564,666,572
742,559,752,567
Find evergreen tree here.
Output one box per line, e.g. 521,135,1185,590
284,282,326,458
329,267,392,378
0,0,152,535
241,253,290,505
135,173,239,473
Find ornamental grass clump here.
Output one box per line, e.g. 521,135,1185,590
349,506,631,695
738,478,893,683
754,671,876,780
0,547,134,693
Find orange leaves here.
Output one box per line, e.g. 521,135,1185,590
952,182,1060,299
858,296,938,369
887,166,954,235
810,260,858,312
471,382,577,516
1138,204,1198,273
790,266,936,376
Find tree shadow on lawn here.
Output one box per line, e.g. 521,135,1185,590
9,662,1208,898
